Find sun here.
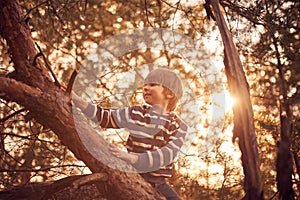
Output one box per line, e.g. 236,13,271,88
225,91,236,112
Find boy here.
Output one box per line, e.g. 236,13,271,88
72,68,188,200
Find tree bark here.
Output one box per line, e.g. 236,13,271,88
210,1,264,199
0,1,164,199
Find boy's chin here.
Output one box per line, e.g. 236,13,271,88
144,100,153,105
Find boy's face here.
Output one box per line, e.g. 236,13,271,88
143,83,170,108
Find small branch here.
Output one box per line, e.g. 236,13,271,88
269,191,279,200
0,164,86,173
0,132,60,144
23,0,48,19
0,108,26,123
144,0,154,27
32,52,43,67
65,69,78,96
34,42,61,87
204,0,216,21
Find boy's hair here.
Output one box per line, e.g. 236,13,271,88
144,68,183,111
162,86,179,111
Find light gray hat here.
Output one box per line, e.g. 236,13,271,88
144,68,183,99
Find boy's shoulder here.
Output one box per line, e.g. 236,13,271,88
129,105,150,112
172,113,188,131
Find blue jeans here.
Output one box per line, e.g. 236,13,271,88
155,182,181,200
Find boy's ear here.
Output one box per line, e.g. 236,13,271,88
166,92,174,99
163,87,175,99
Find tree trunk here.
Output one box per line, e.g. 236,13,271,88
275,35,295,199
0,1,164,199
210,1,264,199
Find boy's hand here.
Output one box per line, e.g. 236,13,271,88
109,145,138,164
71,91,89,110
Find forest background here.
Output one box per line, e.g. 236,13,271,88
0,0,299,199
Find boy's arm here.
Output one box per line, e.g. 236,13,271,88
109,145,138,164
111,124,188,172
72,92,120,128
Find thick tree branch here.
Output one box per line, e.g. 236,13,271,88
40,173,108,200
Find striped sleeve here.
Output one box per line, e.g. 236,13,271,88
82,102,97,119
82,104,146,129
82,102,119,128
132,121,188,172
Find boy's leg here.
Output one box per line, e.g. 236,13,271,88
155,182,181,200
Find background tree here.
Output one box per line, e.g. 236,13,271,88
210,0,264,199
221,0,300,198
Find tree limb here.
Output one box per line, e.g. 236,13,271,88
40,173,108,200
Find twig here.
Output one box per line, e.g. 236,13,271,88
144,0,154,27
65,69,78,96
269,191,279,200
0,108,26,123
32,52,43,67
0,164,86,173
204,0,216,21
34,42,61,87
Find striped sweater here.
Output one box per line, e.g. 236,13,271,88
83,103,188,183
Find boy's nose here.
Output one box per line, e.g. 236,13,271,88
143,84,149,91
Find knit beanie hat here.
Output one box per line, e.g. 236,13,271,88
144,68,183,99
